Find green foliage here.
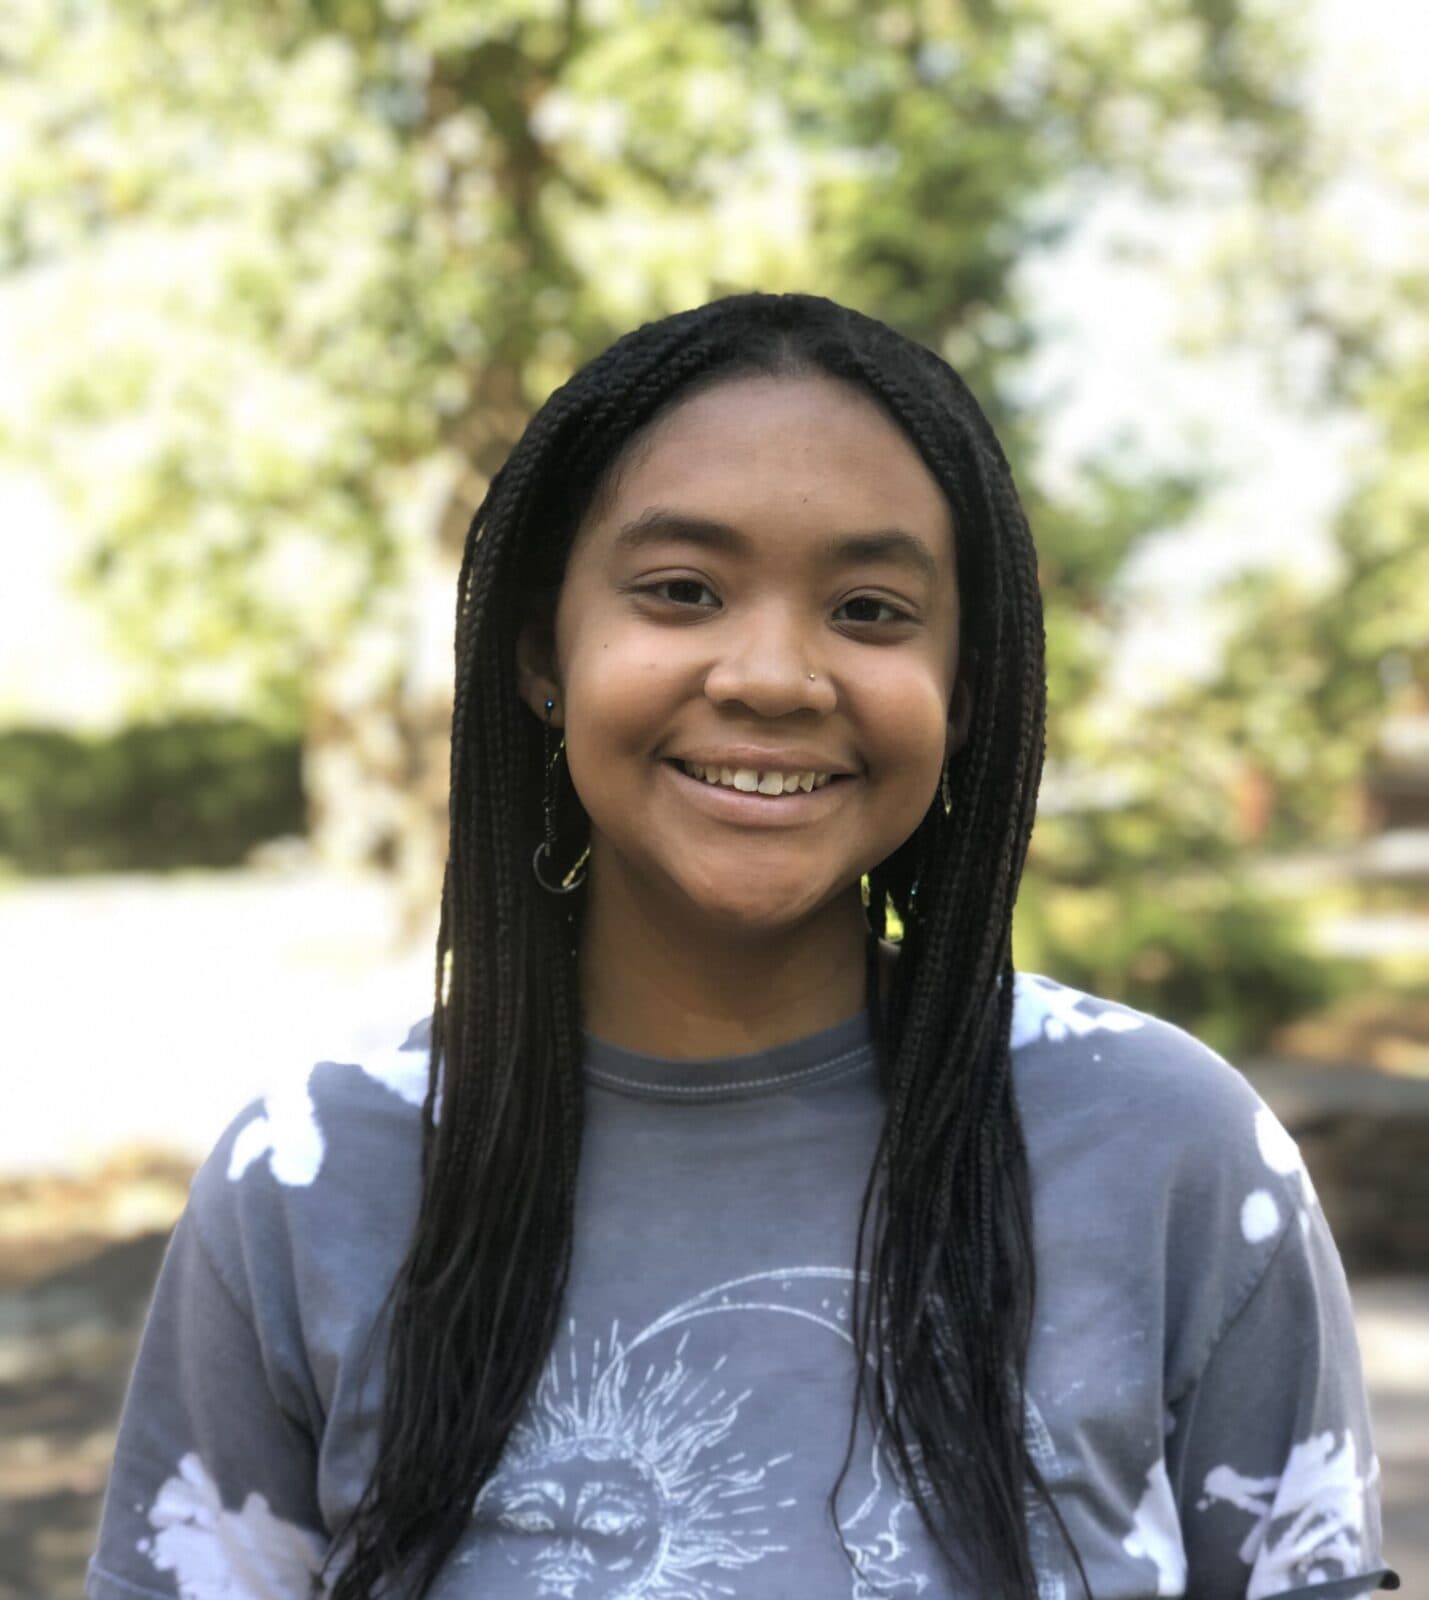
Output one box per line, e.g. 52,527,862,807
1184,384,1429,845
7,0,1376,1049
1014,869,1350,1057
0,0,1305,725
1141,34,1429,849
0,720,304,874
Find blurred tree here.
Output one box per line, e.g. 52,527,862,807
1184,351,1428,851
1083,43,1429,857
0,0,1312,947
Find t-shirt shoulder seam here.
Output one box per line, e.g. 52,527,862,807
1167,1197,1302,1409
182,1195,261,1325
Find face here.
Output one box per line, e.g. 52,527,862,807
519,372,969,938
480,1449,665,1598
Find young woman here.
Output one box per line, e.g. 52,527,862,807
89,294,1397,1600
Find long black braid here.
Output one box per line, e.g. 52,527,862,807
326,293,1089,1599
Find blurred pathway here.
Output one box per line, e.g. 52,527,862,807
3,868,434,1173
1357,1278,1429,1591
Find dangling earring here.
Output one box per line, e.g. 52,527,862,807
532,697,589,894
905,871,921,924
907,751,953,921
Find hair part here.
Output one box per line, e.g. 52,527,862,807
325,292,1088,1599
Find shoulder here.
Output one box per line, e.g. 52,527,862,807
1009,969,1283,1173
1009,971,1325,1388
184,1017,433,1291
223,1014,432,1187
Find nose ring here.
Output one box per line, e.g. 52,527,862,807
808,673,816,680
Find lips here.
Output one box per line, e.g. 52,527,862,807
661,758,850,823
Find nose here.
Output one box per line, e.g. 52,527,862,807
536,1537,596,1577
701,600,838,718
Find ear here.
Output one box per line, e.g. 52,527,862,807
946,675,974,759
516,617,563,728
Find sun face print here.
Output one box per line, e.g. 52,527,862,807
453,1270,1073,1600
459,1326,788,1600
481,1448,668,1598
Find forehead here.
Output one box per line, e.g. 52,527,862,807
584,373,954,561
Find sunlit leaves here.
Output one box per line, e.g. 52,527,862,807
0,0,1312,763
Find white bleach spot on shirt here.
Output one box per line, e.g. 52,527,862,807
1199,1430,1371,1596
1240,1106,1320,1257
227,1073,323,1187
1254,1106,1318,1210
1122,1458,1187,1595
1010,973,1146,1051
139,1451,325,1598
359,1040,432,1112
226,1036,433,1187
1240,1189,1281,1244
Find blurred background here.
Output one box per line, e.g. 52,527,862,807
0,0,1424,1594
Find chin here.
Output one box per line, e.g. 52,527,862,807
676,875,837,937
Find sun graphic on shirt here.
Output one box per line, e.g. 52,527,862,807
463,1325,790,1599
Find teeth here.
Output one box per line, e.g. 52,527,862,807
680,760,835,794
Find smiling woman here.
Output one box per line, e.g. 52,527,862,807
516,371,968,1051
88,294,1396,1600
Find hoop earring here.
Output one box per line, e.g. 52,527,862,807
940,748,953,814
532,697,589,894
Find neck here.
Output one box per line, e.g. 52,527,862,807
578,873,880,1060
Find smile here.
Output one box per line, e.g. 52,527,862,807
678,759,835,794
661,759,851,825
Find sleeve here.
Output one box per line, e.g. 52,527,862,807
1166,1178,1400,1599
86,1155,330,1599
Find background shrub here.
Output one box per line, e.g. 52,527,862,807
0,719,304,875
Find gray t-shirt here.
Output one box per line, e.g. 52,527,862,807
88,971,1397,1599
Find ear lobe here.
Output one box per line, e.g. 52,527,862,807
516,620,562,727
947,677,974,757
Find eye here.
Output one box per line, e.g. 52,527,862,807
582,1508,642,1536
498,1508,556,1533
835,595,913,625
633,577,718,608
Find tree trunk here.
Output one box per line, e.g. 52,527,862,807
303,366,534,949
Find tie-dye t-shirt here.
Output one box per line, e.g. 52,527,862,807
89,972,1398,1600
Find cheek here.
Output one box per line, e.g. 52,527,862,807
856,661,949,772
559,633,680,781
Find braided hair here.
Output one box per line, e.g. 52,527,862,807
325,293,1088,1598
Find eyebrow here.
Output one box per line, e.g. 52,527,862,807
611,509,942,588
